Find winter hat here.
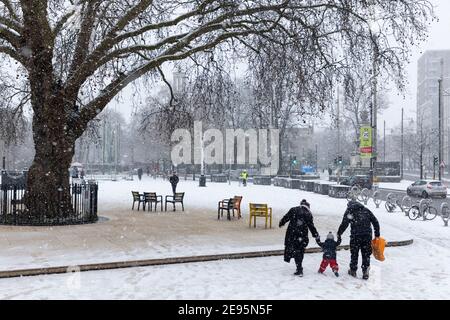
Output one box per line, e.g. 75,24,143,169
326,232,334,240
300,199,310,208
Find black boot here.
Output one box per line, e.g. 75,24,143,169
294,268,303,277
362,269,369,280
348,269,357,278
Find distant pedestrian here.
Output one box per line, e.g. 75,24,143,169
71,167,79,179
146,167,150,176
137,168,143,181
279,199,320,277
317,232,341,277
80,168,85,180
169,171,179,194
240,170,249,186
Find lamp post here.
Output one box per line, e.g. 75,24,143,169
383,120,386,162
315,144,318,173
439,59,444,181
401,108,404,180
369,19,380,187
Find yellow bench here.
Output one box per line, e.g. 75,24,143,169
249,203,272,229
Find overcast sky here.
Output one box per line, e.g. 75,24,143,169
111,0,450,130
381,0,450,130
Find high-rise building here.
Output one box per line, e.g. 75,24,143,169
416,50,450,164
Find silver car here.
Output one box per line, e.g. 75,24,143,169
407,180,447,199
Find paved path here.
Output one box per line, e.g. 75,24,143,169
0,207,344,271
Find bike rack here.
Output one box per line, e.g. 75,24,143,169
401,196,412,214
359,188,370,205
373,191,381,208
441,203,449,227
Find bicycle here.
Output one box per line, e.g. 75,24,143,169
408,199,438,221
384,193,411,213
358,188,382,207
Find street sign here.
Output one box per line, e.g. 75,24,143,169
441,161,446,168
359,126,372,159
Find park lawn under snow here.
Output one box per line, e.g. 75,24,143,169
0,176,448,299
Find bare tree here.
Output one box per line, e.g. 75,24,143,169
342,70,391,151
246,36,334,173
0,0,433,218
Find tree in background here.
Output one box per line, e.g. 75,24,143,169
0,0,434,219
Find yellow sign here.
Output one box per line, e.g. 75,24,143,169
360,126,372,159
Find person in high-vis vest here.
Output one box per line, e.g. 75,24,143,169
241,170,248,186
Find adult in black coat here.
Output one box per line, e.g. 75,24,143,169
169,172,179,194
279,199,320,276
337,200,381,280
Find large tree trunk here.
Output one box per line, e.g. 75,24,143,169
25,102,77,219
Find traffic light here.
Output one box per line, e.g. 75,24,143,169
434,156,439,166
292,156,298,166
338,156,343,165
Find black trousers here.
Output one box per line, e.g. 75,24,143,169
294,250,305,271
171,184,177,194
350,235,372,272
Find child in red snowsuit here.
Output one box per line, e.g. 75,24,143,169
317,232,341,277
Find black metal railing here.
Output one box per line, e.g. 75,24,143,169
0,183,98,226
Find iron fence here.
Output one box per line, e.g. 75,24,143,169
0,183,98,226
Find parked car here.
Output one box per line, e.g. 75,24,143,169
340,175,372,190
406,180,447,199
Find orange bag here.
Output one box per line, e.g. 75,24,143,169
371,237,386,261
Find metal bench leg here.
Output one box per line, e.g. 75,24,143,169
269,209,273,228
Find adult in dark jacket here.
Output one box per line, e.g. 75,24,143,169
169,172,179,194
137,168,143,181
279,199,320,277
337,201,381,280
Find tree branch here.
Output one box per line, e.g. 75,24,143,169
0,0,20,22
0,44,24,64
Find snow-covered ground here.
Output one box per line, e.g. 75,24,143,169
379,180,450,195
378,180,414,191
0,176,448,299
